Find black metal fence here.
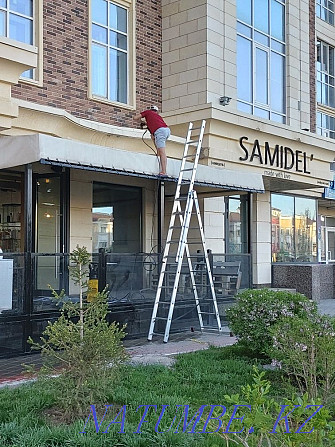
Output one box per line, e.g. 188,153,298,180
0,251,251,357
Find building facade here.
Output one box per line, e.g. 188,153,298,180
0,0,334,356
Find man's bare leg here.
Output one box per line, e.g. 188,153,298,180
157,147,167,175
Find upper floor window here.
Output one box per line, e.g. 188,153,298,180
0,0,34,79
236,0,286,123
316,0,334,25
317,40,335,108
91,0,128,105
0,0,33,44
317,111,335,139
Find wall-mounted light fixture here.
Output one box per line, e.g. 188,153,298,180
219,96,231,106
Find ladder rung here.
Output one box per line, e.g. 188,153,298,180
163,254,204,259
172,211,197,215
175,195,189,201
166,240,200,244
154,316,169,321
199,312,217,315
202,327,222,332
186,140,198,144
180,168,194,172
169,225,199,229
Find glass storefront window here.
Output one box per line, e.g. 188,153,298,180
0,173,23,253
271,194,317,262
92,182,142,253
227,195,249,254
295,197,317,262
271,194,294,262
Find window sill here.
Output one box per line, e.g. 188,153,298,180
89,94,135,111
317,103,335,115
0,36,37,84
19,76,43,88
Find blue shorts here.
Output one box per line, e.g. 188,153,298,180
154,127,171,148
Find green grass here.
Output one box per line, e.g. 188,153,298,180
0,345,298,447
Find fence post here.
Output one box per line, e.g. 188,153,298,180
98,248,106,292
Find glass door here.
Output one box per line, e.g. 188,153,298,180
34,174,65,305
326,228,335,263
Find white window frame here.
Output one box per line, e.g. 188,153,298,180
316,0,334,26
0,0,43,85
317,109,335,139
236,0,286,123
89,0,136,109
317,40,335,109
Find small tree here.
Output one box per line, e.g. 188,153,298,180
29,246,127,418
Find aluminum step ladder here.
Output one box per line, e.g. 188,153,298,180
148,120,222,342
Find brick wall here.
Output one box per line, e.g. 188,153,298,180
309,0,316,133
11,0,162,129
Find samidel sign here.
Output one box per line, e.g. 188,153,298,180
239,136,314,174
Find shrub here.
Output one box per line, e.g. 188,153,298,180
269,315,335,401
217,367,335,447
226,289,317,355
28,246,128,419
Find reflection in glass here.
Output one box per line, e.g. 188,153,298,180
92,0,107,25
21,69,33,79
228,196,248,254
237,0,251,24
295,197,317,262
271,112,285,123
271,0,284,41
109,3,127,32
9,14,33,44
92,183,141,253
255,0,269,33
316,0,334,25
237,22,251,37
9,0,33,16
0,174,22,253
271,194,294,262
92,44,107,97
255,48,268,104
109,48,127,104
254,107,269,119
91,1,128,104
237,0,286,123
254,31,269,46
271,52,285,113
110,30,127,50
0,11,5,36
92,23,108,43
237,101,252,114
271,194,317,262
237,36,252,102
36,177,61,291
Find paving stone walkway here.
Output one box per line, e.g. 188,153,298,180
0,332,236,388
318,298,335,317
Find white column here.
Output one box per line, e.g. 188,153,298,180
252,192,272,286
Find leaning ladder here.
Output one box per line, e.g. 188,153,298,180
148,120,222,343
